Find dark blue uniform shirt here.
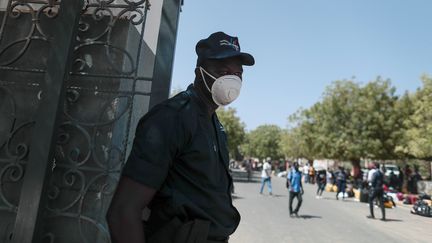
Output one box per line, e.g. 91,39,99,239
122,85,239,240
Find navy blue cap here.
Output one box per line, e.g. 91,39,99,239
196,31,255,66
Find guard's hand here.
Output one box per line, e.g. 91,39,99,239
301,188,304,195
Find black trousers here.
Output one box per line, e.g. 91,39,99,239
369,189,385,219
289,191,302,214
316,183,325,196
147,218,227,243
336,181,346,199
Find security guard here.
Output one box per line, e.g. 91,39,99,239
107,32,255,243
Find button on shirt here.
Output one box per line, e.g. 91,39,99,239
121,85,239,240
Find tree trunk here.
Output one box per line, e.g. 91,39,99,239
351,159,361,179
429,161,432,181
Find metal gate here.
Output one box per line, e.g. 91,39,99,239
0,0,182,242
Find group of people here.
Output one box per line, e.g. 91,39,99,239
258,160,391,221
302,163,315,184
301,164,348,201
258,158,304,216
392,164,422,194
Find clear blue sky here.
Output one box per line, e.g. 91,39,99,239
171,0,432,131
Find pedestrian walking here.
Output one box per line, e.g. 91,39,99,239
328,169,336,185
287,162,304,216
335,167,347,200
411,165,422,194
303,163,310,184
404,164,412,193
107,31,255,243
260,158,273,195
309,166,316,184
316,169,327,198
367,162,386,221
397,167,404,192
245,159,252,182
388,170,399,190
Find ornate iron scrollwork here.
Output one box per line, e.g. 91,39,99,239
0,0,60,68
43,1,152,242
73,0,149,76
0,84,36,241
1,0,165,242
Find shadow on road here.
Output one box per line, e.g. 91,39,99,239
233,180,260,184
321,197,358,203
382,218,403,222
365,217,403,222
271,194,286,198
295,214,322,219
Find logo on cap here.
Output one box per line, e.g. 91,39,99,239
219,39,239,51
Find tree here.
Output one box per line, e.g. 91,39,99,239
216,107,246,160
393,91,415,158
287,78,402,177
281,109,317,160
399,75,432,159
354,78,401,160
241,124,283,160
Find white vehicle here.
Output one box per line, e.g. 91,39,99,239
383,164,399,177
277,171,288,177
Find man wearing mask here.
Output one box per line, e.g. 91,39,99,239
107,32,254,243
287,162,304,217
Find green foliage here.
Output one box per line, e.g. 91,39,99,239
282,77,409,163
398,75,432,159
241,124,283,160
216,107,246,160
281,109,316,160
212,75,431,165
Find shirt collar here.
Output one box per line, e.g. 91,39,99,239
187,84,215,116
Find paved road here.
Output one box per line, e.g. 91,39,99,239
230,176,432,243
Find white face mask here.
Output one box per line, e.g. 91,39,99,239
199,67,242,106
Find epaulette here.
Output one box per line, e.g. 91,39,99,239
163,91,191,111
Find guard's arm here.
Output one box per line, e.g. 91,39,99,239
107,176,157,243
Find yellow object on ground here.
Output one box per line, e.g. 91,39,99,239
332,185,338,192
353,189,360,200
384,201,394,208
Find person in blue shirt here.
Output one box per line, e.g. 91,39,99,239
287,162,304,217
